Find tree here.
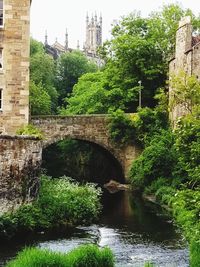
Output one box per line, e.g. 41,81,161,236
65,4,200,115
30,39,58,113
29,81,51,115
56,51,98,104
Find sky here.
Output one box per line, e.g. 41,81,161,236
30,0,200,49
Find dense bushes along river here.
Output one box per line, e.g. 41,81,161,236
0,175,102,240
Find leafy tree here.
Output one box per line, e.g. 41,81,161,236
65,4,200,114
59,72,108,115
29,81,51,115
30,38,58,114
30,38,44,56
56,51,98,104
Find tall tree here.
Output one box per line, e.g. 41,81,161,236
64,4,200,115
30,38,58,115
56,50,97,104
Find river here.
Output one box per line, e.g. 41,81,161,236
0,190,189,267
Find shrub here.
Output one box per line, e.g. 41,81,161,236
129,130,176,189
108,109,137,146
0,176,102,239
6,245,114,267
170,189,200,242
190,240,200,267
16,124,44,139
174,114,200,188
134,107,168,146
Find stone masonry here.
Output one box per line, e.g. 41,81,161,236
169,16,200,122
31,115,141,179
0,0,31,134
0,135,42,215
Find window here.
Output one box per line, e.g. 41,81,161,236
0,89,2,110
0,0,3,27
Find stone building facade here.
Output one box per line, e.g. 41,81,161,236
169,16,200,122
0,0,31,135
45,14,103,67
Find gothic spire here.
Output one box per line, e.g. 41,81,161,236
65,28,68,50
77,40,80,50
45,30,48,45
86,12,89,24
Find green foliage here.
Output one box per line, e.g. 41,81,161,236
30,81,51,115
59,72,109,115
38,176,102,226
129,130,176,189
169,71,200,114
170,190,200,242
108,110,137,146
190,240,200,267
108,105,168,148
30,39,58,114
174,114,200,187
62,4,200,115
133,107,169,145
6,245,114,267
0,176,102,239
30,38,44,56
144,263,155,267
16,124,44,139
56,51,97,104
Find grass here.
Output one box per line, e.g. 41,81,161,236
6,245,114,267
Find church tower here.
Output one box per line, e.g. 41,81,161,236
85,13,102,56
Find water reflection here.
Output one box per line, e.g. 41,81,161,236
0,191,189,267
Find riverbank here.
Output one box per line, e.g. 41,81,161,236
6,245,114,267
0,175,102,240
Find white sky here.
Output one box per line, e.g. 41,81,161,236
30,0,199,49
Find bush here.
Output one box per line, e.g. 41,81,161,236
6,245,114,267
0,176,102,239
174,114,200,188
134,107,168,146
190,240,200,267
129,130,176,189
108,109,137,146
170,189,200,242
16,124,44,139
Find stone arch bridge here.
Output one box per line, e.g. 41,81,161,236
31,115,141,178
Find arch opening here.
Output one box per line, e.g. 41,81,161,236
42,137,125,185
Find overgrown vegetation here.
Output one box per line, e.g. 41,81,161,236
6,245,114,267
16,124,44,139
0,176,102,240
129,73,200,266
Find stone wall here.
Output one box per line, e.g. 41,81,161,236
169,16,200,123
31,115,141,178
0,0,31,134
0,135,42,215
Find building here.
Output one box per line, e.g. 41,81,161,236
169,16,200,122
0,0,31,134
45,14,103,66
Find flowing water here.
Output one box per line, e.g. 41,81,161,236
0,190,189,267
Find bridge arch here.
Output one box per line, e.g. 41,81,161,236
42,136,125,184
31,115,141,178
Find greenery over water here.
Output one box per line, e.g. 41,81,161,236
27,3,200,266
0,176,102,240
